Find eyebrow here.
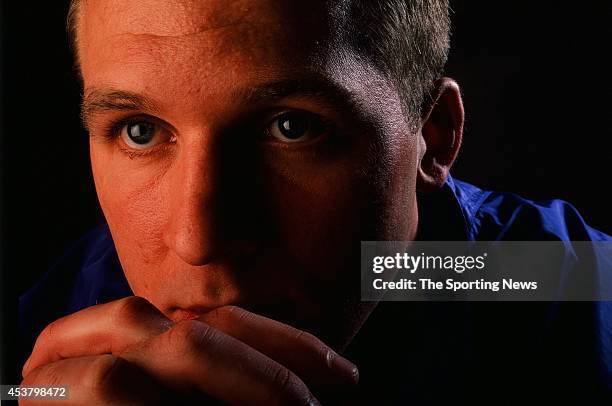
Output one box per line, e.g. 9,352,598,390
232,74,357,109
81,89,160,128
81,73,358,127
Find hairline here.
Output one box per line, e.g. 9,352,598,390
66,0,450,126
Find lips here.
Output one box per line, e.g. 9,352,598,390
171,307,211,322
170,300,295,324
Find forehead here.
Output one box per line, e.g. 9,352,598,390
78,0,337,84
77,0,404,130
81,0,330,35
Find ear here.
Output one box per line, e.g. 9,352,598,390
416,77,464,192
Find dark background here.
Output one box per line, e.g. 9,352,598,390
1,0,611,384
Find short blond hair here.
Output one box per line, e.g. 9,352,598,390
66,0,450,122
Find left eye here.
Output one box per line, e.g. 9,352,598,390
266,111,328,143
120,121,171,149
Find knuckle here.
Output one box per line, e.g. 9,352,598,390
21,364,63,388
165,320,213,357
292,329,330,360
85,354,120,386
271,365,294,392
86,356,160,404
42,318,61,341
269,366,314,405
293,329,320,348
84,355,126,400
34,317,64,350
112,296,157,325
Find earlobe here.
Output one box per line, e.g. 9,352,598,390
416,77,464,192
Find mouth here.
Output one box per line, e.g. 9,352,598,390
170,306,215,322
169,299,301,325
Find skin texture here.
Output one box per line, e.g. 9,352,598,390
22,0,463,403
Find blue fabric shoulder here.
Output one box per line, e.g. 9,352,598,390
447,176,611,242
19,224,132,360
448,175,612,388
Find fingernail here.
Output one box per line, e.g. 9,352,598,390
308,394,322,406
329,352,359,385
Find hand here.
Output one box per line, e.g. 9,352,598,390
21,297,359,405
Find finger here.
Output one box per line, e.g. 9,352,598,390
122,320,320,406
199,306,359,391
21,354,165,406
23,296,172,377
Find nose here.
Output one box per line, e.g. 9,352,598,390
164,133,229,266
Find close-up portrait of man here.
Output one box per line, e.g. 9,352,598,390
1,0,611,405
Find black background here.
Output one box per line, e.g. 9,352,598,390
1,0,611,384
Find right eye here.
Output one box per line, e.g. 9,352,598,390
120,121,172,150
264,111,330,144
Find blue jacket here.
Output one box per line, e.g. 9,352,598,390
19,175,612,402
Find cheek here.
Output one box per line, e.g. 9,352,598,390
259,135,419,279
262,158,364,270
90,145,170,274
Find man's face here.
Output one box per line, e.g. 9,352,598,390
81,0,420,348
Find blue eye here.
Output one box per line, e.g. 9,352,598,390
120,121,171,149
127,122,155,144
267,112,327,143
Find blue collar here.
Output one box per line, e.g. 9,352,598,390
416,174,491,241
